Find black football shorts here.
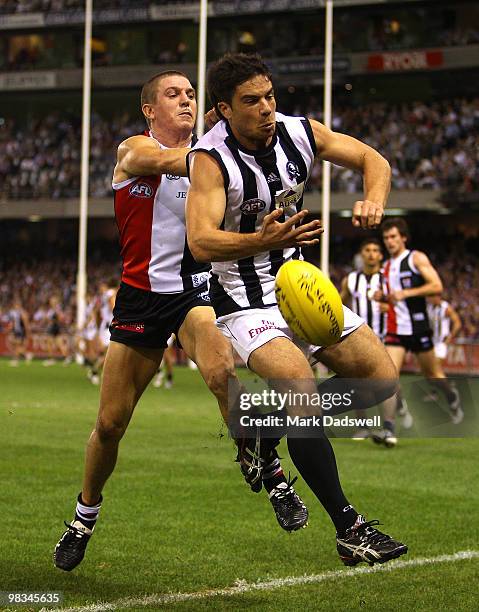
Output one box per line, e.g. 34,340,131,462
110,281,211,349
384,332,433,353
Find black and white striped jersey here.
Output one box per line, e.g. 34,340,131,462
347,271,387,339
427,300,451,344
383,249,431,336
188,112,316,316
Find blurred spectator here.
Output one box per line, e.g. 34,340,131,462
5,98,478,201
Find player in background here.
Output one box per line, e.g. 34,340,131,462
424,294,462,401
376,218,463,439
187,52,407,567
152,334,176,389
43,295,71,365
54,70,304,573
91,278,118,381
340,238,413,444
77,291,101,384
8,297,31,366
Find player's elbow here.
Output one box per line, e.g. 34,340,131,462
188,235,211,263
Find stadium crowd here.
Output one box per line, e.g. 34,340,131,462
1,247,478,341
1,97,478,200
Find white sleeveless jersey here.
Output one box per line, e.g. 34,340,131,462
347,271,386,339
9,308,25,335
112,132,209,294
188,113,315,316
427,300,451,344
100,289,115,329
383,249,431,336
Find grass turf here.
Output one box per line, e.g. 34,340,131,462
1,359,478,611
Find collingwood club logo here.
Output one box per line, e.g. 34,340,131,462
166,174,181,180
286,161,300,180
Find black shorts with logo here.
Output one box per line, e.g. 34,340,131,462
385,332,433,353
110,281,211,349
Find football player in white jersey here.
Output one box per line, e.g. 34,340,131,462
341,239,413,444
54,70,303,572
424,294,462,402
377,218,463,433
427,294,462,363
187,52,406,567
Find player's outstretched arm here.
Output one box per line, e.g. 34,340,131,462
113,135,190,183
186,152,323,262
309,119,391,229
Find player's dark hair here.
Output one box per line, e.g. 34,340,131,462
207,53,272,119
381,217,410,241
359,238,382,250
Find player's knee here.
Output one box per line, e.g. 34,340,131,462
203,363,236,400
96,413,129,442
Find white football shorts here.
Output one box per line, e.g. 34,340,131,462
216,304,364,366
434,342,448,360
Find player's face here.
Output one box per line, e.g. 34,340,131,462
382,227,407,256
219,74,276,149
147,75,197,132
361,243,382,268
428,295,442,306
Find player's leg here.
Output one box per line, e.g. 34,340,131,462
314,325,400,445
317,326,399,441
180,306,307,530
249,335,406,565
54,340,163,571
415,349,463,423
82,341,163,504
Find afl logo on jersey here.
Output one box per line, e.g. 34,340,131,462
240,198,266,215
166,174,181,181
129,182,153,198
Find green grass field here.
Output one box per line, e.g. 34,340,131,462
1,359,478,611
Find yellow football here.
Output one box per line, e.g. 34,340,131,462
275,260,344,346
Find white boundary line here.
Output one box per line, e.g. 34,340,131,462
48,550,479,612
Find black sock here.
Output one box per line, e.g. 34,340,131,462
430,379,456,404
384,420,395,433
74,493,102,530
287,435,357,534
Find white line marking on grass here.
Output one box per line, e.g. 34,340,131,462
49,550,479,612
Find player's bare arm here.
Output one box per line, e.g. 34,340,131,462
113,136,190,183
309,119,391,229
340,277,351,305
389,251,443,303
186,152,323,262
445,304,462,343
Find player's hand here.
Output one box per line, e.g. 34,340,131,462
352,200,384,229
204,108,220,131
444,334,453,345
372,289,384,302
258,209,323,250
379,302,389,314
388,289,407,304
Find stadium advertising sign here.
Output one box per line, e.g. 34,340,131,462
150,3,199,20
368,50,444,72
0,71,56,90
0,12,44,29
270,57,350,75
